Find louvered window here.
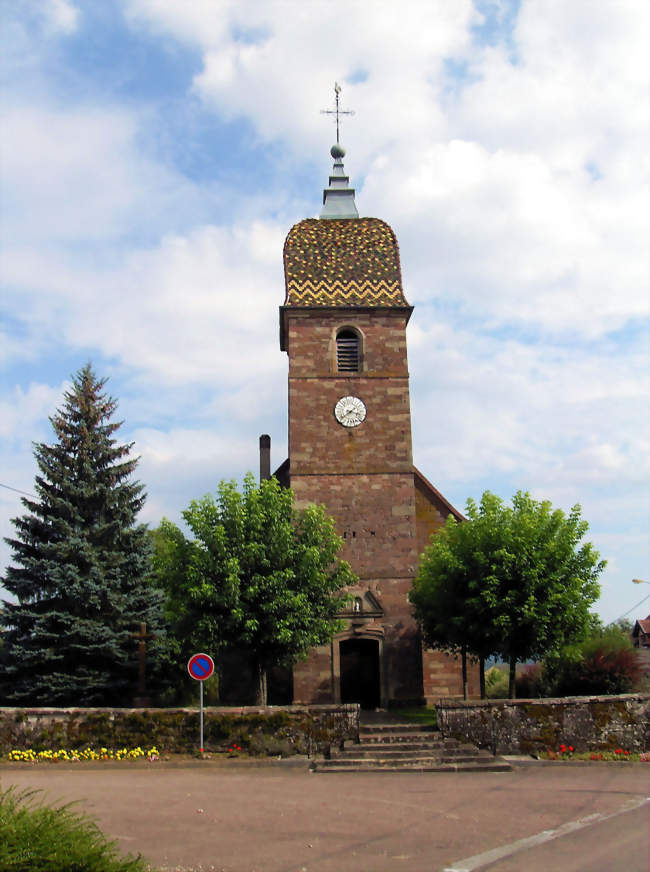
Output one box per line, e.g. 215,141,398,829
336,329,360,372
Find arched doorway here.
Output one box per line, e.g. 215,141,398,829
339,637,381,709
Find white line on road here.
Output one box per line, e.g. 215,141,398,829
441,795,650,872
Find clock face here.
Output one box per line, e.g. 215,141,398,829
334,395,366,428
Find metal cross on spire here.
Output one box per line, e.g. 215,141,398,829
320,82,355,144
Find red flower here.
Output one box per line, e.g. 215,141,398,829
624,750,629,756
615,749,623,754
568,746,574,752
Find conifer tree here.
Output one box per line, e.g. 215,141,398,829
0,364,164,705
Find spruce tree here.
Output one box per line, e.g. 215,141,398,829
0,364,164,706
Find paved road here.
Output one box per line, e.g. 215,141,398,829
1,759,648,871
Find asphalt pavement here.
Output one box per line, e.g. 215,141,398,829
1,757,648,871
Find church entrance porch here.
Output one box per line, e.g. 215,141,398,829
339,637,381,709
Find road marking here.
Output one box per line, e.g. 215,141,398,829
442,795,649,871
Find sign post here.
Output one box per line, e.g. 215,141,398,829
187,653,215,752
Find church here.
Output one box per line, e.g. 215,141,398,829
268,136,477,707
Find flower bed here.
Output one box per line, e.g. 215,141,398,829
5,746,160,763
539,745,648,762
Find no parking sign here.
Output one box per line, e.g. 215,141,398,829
187,653,214,681
187,652,215,752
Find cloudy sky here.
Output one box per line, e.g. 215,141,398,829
1,0,648,625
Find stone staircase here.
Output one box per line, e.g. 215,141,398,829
312,718,512,773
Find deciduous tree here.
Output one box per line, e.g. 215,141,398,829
153,474,354,704
410,504,502,698
411,490,604,698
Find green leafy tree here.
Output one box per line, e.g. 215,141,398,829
410,507,503,698
153,474,354,704
0,364,165,705
411,490,605,698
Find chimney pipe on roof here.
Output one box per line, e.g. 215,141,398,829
259,434,271,482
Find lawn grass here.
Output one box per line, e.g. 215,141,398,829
0,784,153,872
392,706,438,727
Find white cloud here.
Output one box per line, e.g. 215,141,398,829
121,0,648,342
1,104,202,245
3,220,287,390
126,0,475,155
0,381,66,441
363,136,647,338
135,425,253,522
1,0,648,626
33,0,80,35
409,316,649,532
49,0,79,33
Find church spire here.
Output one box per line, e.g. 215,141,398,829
319,143,359,219
319,83,359,219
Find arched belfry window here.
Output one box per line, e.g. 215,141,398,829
336,329,360,372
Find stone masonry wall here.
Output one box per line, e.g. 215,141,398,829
421,649,480,701
293,647,334,705
287,311,414,478
435,694,650,754
0,705,360,758
292,474,418,579
286,308,423,704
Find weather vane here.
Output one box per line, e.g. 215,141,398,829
320,82,355,144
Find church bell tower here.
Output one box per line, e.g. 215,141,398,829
279,137,426,706
277,111,472,706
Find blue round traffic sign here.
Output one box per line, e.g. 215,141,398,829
187,652,215,681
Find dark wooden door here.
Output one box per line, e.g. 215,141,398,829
340,638,380,709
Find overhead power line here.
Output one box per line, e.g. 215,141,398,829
0,483,37,499
609,593,650,625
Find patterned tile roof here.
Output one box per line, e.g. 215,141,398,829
283,218,409,307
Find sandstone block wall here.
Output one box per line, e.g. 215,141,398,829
435,694,650,754
415,479,448,556
286,308,423,705
422,649,480,701
0,704,360,758
292,474,418,578
283,307,478,706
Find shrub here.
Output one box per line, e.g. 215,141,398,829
515,664,543,698
545,626,642,696
0,785,151,871
485,666,509,699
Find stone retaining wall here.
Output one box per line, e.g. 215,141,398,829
0,704,360,758
435,694,650,754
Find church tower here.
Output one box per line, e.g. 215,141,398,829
277,138,474,707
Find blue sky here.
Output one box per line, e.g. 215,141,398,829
1,0,648,625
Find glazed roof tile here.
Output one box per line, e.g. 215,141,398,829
283,218,409,308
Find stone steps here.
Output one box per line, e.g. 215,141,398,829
360,722,437,732
316,760,512,773
351,742,481,756
311,719,512,774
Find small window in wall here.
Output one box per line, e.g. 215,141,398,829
336,329,360,372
